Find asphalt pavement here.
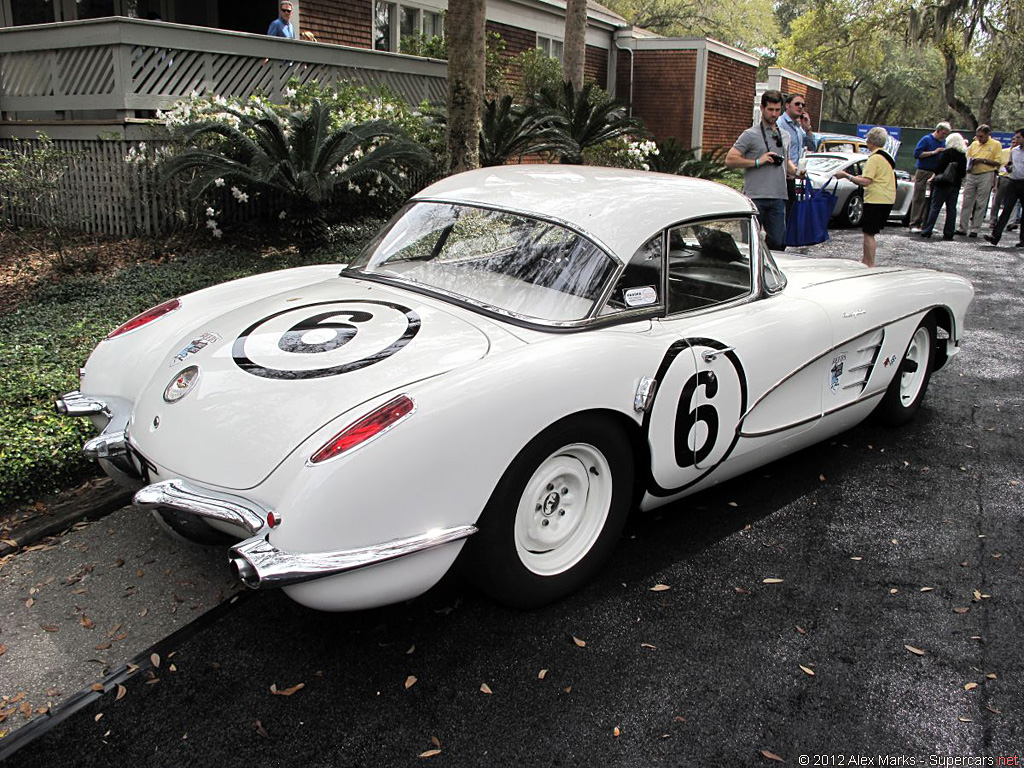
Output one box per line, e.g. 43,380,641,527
2,221,1021,766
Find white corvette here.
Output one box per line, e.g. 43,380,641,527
56,166,973,612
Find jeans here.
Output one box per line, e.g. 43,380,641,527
753,198,787,250
922,182,960,238
989,179,1024,244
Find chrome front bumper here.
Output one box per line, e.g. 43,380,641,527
133,478,477,590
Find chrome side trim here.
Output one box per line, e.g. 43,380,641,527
55,390,111,418
229,525,479,589
133,478,267,536
83,430,127,459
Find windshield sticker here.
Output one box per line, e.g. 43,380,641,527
624,286,658,307
170,332,221,366
829,354,846,393
232,300,420,380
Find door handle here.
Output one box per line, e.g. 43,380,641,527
701,347,734,364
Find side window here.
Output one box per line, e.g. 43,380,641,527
603,234,664,314
667,219,753,314
761,239,787,293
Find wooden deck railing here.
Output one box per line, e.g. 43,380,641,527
0,17,448,120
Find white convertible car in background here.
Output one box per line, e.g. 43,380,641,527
56,166,973,612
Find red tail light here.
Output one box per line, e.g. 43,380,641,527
106,298,181,339
310,395,415,464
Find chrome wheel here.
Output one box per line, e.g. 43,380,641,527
513,443,613,576
898,326,932,407
845,193,863,227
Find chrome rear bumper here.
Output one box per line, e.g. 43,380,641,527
131,477,477,590
229,525,478,589
133,478,268,536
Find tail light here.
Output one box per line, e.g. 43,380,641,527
106,298,180,339
309,395,415,465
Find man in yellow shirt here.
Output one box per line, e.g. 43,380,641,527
957,125,1003,237
833,126,896,267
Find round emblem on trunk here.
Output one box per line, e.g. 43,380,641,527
163,365,200,403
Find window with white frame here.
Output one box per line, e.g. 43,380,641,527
374,2,444,52
537,35,564,62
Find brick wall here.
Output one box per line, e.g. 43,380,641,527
584,45,608,89
617,50,696,144
702,51,757,151
487,20,536,93
301,0,372,49
779,76,822,133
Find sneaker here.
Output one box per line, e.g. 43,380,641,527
920,231,932,238
955,229,967,236
984,234,999,245
909,227,922,233
1008,223,1019,231
968,232,978,238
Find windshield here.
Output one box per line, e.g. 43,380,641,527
347,202,618,323
805,155,849,174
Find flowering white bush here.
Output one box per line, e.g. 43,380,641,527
582,137,660,171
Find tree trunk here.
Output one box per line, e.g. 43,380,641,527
940,45,977,129
446,0,487,175
976,67,1006,127
563,0,588,92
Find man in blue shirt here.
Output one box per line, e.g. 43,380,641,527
268,2,295,38
908,121,950,231
779,93,817,233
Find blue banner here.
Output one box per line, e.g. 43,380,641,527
991,131,1015,148
857,124,902,156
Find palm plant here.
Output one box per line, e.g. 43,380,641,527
535,81,647,164
648,140,732,181
160,99,431,249
478,95,568,167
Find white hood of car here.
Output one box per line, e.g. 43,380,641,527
129,277,492,489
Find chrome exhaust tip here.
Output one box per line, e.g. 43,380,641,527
229,553,261,589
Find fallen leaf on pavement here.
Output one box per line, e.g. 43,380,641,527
986,706,1002,715
572,636,586,647
406,644,415,655
613,726,621,737
150,653,160,668
430,736,441,748
763,578,784,584
405,676,417,690
270,682,305,696
735,587,750,594
80,615,95,629
958,717,972,723
799,665,815,676
964,683,979,691
953,607,970,614
761,749,784,762
538,669,548,680
905,645,926,656
0,645,6,657
90,683,104,692
920,587,934,592
419,750,441,758
480,683,492,694
40,624,59,633
649,584,670,592
94,713,103,722
986,673,997,679
115,685,126,701
25,598,35,608
641,643,657,650
94,642,111,650
796,626,806,635
254,720,269,738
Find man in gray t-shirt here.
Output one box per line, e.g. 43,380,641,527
726,89,797,250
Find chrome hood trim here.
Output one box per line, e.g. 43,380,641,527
229,525,478,589
133,478,267,536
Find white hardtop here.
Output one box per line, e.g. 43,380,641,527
413,165,756,262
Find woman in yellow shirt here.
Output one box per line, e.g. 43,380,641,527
834,126,897,267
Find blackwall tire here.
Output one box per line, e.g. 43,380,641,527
462,415,633,609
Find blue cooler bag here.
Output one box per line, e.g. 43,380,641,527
785,176,836,247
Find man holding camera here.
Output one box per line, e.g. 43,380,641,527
727,90,797,250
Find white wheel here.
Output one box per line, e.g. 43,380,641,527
463,416,633,608
875,319,935,426
897,325,932,407
513,443,613,576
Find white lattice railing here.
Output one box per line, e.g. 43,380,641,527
0,17,448,118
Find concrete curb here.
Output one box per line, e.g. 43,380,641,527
0,478,132,557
